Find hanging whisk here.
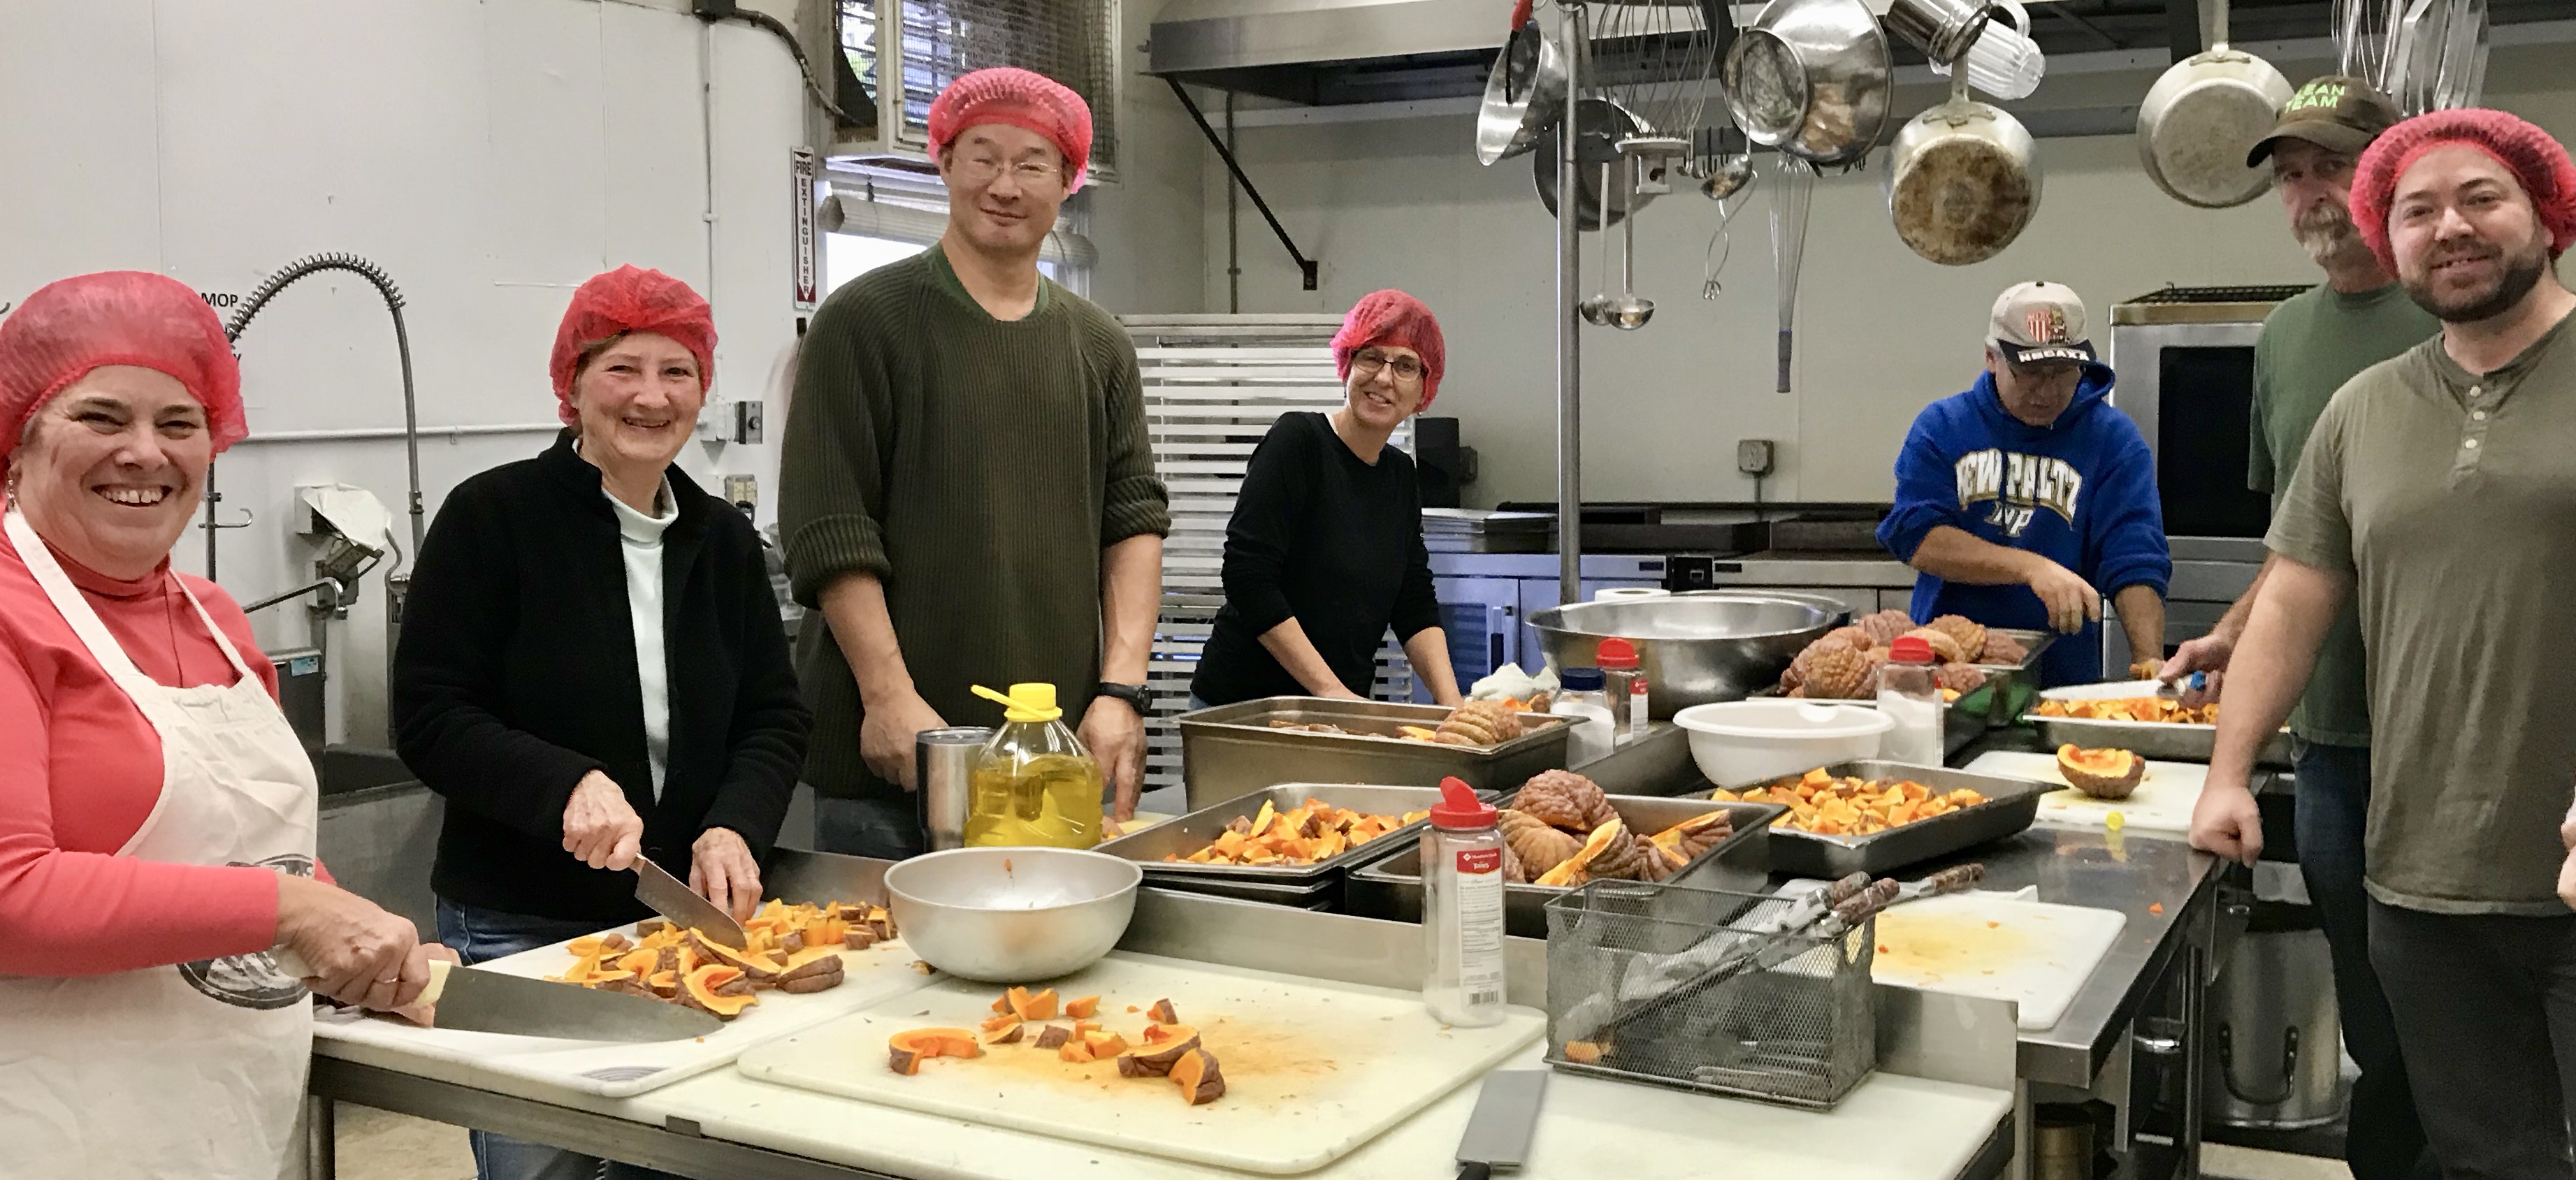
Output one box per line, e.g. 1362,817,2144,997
1769,156,1816,393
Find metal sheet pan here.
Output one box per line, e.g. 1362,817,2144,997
1706,761,2049,877
1092,782,1459,884
1343,798,1784,938
1177,697,1572,808
2023,682,2292,767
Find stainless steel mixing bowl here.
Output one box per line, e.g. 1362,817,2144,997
1525,591,1848,718
883,847,1141,982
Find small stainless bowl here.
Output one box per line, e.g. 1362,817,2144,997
883,847,1141,982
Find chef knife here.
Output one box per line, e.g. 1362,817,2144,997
1455,1069,1548,1178
278,954,723,1042
632,856,749,949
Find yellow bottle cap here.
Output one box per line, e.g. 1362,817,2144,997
973,682,1063,723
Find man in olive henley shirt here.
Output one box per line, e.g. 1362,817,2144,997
778,68,1169,857
2189,109,2576,1180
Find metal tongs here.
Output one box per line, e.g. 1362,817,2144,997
1568,864,1987,1044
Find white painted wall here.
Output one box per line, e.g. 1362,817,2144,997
0,0,808,746
1079,0,1213,314
1196,43,2576,509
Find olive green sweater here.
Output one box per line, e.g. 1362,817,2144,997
779,246,1169,800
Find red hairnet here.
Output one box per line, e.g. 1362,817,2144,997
927,68,1094,194
1331,290,1448,411
0,270,245,475
2351,108,2576,274
549,266,716,427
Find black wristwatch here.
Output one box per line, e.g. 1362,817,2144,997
1094,682,1150,714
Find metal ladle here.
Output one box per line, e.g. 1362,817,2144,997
1605,156,1655,330
1578,160,1619,326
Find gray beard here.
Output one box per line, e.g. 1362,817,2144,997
2293,209,2366,268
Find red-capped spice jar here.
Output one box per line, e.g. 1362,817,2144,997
1596,637,1647,740
1421,776,1507,1026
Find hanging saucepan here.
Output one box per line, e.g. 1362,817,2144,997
1721,0,1893,170
2136,0,2292,207
1535,99,1660,229
1887,27,2040,265
1475,18,1569,166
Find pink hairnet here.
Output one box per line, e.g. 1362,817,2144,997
1331,290,1448,411
2352,108,2576,273
926,68,1094,194
0,270,245,475
549,266,717,427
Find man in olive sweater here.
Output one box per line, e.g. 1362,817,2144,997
779,68,1169,857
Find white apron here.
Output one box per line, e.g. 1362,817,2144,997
0,509,320,1180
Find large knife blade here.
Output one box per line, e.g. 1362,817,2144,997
420,959,723,1041
1455,1070,1548,1177
633,857,748,948
279,953,722,1042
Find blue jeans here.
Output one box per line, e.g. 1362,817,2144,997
2291,742,2437,1180
811,794,925,861
435,899,678,1180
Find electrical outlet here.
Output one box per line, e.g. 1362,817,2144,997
723,474,758,508
1737,439,1777,477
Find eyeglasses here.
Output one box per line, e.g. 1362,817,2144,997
952,155,1065,189
1351,349,1426,384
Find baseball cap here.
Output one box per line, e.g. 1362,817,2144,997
1989,281,2094,366
2245,75,2402,168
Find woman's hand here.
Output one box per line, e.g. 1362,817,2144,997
384,943,461,1026
563,771,644,871
860,690,948,789
1315,683,1366,700
690,828,763,923
275,874,425,1010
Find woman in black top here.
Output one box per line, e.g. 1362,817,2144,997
1191,290,1462,707
393,269,807,1180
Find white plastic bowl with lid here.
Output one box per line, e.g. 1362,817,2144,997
1674,699,1895,787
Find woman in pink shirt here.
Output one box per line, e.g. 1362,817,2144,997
0,271,452,1179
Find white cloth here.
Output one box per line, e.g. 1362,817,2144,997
0,509,320,1180
606,480,677,799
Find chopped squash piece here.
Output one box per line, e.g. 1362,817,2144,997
1064,995,1100,1019
1007,986,1059,1022
1169,1048,1227,1105
888,1028,981,1075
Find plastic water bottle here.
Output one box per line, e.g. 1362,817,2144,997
1876,635,1946,766
1551,667,1617,764
1422,777,1508,1027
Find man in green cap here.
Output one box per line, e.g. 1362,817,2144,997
2159,75,2438,1180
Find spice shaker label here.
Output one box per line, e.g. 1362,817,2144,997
1457,847,1503,875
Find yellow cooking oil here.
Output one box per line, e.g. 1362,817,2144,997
964,683,1105,850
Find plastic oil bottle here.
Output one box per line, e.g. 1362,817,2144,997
964,683,1106,849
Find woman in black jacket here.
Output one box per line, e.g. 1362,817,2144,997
391,266,807,1180
1189,290,1462,708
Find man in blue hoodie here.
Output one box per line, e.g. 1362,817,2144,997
1876,282,2171,686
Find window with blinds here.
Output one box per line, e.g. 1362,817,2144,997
1121,314,1417,796
838,0,1120,184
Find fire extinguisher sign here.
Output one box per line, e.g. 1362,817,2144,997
792,147,820,311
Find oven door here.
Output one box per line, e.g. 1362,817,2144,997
2111,321,2272,547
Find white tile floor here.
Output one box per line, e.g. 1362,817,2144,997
2204,1144,2354,1180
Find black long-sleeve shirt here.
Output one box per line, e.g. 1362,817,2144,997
393,433,810,922
1192,413,1441,706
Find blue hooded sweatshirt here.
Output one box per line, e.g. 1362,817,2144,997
1874,365,2170,686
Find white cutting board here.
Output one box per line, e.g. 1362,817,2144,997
736,950,1545,1175
1964,750,2209,835
312,924,941,1098
1869,894,2127,1030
